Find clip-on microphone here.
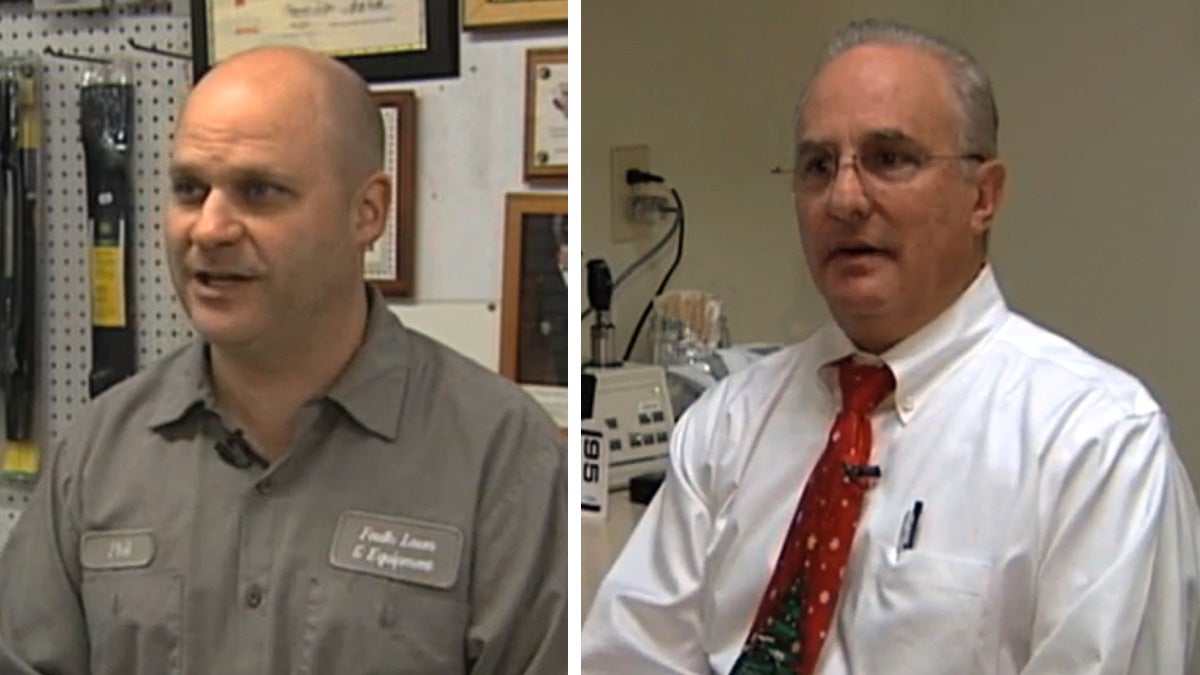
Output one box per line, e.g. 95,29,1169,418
215,428,268,470
843,463,882,484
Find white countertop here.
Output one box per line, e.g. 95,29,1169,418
581,494,643,622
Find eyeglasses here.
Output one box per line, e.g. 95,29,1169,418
774,140,987,194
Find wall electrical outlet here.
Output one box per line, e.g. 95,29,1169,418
610,144,650,243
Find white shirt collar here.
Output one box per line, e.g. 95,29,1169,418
811,264,1010,424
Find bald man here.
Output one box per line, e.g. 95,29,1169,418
0,47,566,674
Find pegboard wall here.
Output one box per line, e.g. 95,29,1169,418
0,1,194,540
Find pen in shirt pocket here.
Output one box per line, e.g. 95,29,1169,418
898,500,924,552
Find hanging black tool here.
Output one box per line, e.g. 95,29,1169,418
80,64,136,399
0,58,41,479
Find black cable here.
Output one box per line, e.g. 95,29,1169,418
623,187,685,361
581,207,678,319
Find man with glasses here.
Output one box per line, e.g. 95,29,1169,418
583,18,1200,674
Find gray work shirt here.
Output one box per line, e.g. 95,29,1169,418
0,289,567,674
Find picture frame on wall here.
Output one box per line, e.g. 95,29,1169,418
463,0,567,28
524,47,568,183
190,0,459,83
500,193,568,423
364,91,417,297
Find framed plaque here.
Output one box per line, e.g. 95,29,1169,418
190,0,459,83
364,91,417,297
524,47,567,183
464,0,566,28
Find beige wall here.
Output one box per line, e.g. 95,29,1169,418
583,0,1200,481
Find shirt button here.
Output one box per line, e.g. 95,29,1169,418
256,478,273,495
901,398,914,412
245,585,264,609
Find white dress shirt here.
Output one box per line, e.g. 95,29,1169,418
582,267,1200,674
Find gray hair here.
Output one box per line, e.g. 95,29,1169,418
798,18,999,160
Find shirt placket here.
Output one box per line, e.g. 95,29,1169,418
234,465,280,674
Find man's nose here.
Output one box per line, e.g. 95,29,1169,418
826,156,871,222
190,191,244,247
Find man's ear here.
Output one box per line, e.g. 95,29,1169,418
971,159,1006,236
352,171,392,249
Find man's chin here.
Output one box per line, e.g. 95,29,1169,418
190,314,255,349
821,276,891,314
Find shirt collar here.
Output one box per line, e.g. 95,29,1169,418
324,287,408,441
811,265,1010,424
147,340,210,429
147,286,409,440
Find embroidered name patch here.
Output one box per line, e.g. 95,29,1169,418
80,530,156,570
329,511,462,589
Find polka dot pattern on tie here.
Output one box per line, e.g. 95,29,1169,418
732,360,894,674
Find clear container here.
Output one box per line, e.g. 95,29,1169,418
649,290,727,368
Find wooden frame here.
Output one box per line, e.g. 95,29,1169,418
190,0,459,83
500,193,569,388
524,47,568,183
464,0,567,28
364,91,417,297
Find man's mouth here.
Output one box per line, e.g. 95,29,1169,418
194,271,254,287
829,244,890,261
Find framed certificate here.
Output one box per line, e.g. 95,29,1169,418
190,0,459,83
364,91,417,297
524,47,568,183
500,193,568,390
464,0,567,28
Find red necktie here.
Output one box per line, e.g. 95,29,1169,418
732,360,895,674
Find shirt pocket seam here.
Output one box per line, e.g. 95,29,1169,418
298,569,469,675
80,570,183,675
850,539,992,673
875,545,992,597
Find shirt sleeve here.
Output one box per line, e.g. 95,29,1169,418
1024,410,1200,674
581,400,721,674
0,435,90,674
465,410,567,675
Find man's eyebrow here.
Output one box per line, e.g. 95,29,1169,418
167,162,200,180
795,129,919,152
794,139,834,155
167,163,290,184
862,128,917,144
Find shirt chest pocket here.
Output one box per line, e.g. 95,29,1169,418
80,571,183,675
298,571,469,675
842,540,992,675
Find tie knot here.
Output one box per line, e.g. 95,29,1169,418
838,362,895,413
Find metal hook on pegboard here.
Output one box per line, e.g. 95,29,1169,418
126,38,189,62
41,46,111,66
